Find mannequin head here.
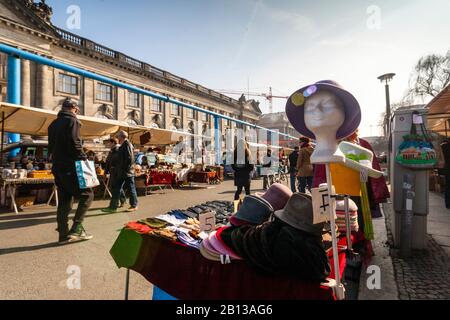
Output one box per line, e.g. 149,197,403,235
304,91,346,164
304,91,345,135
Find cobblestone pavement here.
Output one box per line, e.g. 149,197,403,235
384,204,450,300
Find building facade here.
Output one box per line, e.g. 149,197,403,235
257,112,300,148
0,0,262,141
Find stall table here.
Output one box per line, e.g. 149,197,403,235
0,178,58,214
110,228,347,300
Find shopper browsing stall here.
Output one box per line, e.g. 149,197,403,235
231,141,254,200
48,98,94,244
102,130,138,213
105,138,126,208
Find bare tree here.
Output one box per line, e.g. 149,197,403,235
406,50,450,102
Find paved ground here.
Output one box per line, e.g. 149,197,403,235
384,192,450,300
0,179,266,300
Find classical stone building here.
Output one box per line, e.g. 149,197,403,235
257,112,300,148
0,0,262,141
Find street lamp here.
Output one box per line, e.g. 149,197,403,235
378,73,395,182
377,73,396,136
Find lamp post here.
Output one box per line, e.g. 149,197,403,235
377,73,395,136
378,73,395,182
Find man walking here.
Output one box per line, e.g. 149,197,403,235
105,137,126,208
102,130,138,213
48,98,94,244
288,146,299,192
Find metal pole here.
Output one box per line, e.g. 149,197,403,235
400,173,415,258
214,116,221,165
325,163,345,300
7,55,21,158
385,83,391,136
344,195,352,252
125,268,130,300
1,112,4,165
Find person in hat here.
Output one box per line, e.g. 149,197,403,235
296,137,314,193
231,141,254,200
48,98,94,244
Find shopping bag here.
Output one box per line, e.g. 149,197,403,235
396,111,437,169
75,160,100,189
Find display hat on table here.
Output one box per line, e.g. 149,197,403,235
229,195,274,226
255,183,293,211
335,197,358,212
208,229,242,260
285,80,361,140
274,193,324,236
338,141,383,178
199,237,221,262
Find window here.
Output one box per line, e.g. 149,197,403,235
187,108,195,119
128,91,139,108
201,111,209,122
151,98,162,112
58,74,78,95
96,83,112,101
171,103,180,116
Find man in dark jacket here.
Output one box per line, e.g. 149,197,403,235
48,98,94,244
105,138,126,207
102,130,138,213
288,146,299,192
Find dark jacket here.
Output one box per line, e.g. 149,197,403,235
48,110,86,166
288,150,299,174
105,144,121,176
117,139,135,178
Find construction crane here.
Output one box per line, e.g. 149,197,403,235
215,87,288,114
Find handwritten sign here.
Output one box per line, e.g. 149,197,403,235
199,211,216,233
311,184,337,224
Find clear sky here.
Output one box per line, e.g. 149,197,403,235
47,0,450,137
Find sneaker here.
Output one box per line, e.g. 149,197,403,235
101,207,117,214
126,206,138,212
68,224,94,242
58,235,70,245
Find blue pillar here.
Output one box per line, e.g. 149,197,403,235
7,55,21,157
214,115,221,165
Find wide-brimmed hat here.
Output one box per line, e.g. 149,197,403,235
339,141,383,178
255,183,293,211
274,193,324,236
229,195,274,226
199,237,221,262
285,80,361,140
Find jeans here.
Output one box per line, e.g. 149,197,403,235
298,176,313,193
110,176,138,209
445,174,450,208
53,163,94,237
110,174,126,206
290,173,297,193
263,175,274,190
235,184,251,200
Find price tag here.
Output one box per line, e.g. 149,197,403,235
199,211,216,233
311,184,337,224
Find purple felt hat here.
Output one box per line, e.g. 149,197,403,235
255,183,293,211
285,80,361,140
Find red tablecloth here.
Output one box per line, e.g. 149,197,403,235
122,232,347,300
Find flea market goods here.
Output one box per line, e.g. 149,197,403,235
255,183,292,211
229,195,274,227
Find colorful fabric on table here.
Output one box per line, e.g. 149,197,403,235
125,221,153,234
154,214,186,227
176,230,201,249
150,228,178,241
140,218,170,229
